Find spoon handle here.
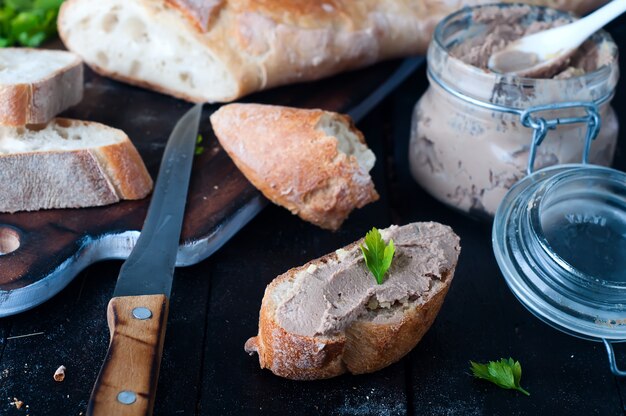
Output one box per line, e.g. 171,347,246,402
570,0,626,42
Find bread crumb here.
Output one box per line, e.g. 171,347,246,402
10,397,24,409
53,365,66,382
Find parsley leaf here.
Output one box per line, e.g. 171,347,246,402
195,134,205,155
0,0,64,48
470,358,530,396
360,227,395,285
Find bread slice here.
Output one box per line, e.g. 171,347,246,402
57,0,605,103
210,103,378,231
0,48,83,126
0,119,153,213
245,222,461,380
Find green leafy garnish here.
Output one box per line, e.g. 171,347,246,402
360,227,395,285
0,0,65,48
195,134,204,155
470,358,530,396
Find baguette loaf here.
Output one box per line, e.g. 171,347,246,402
245,222,461,380
57,0,605,103
210,103,378,231
0,48,83,126
0,119,153,213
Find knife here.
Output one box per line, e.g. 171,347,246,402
86,104,203,416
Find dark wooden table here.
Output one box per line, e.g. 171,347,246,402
2,23,626,416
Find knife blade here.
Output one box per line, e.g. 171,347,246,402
87,104,203,416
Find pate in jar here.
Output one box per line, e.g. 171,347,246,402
409,4,619,217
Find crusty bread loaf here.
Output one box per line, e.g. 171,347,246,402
210,103,378,231
57,0,605,103
245,222,461,380
0,118,153,213
0,48,83,126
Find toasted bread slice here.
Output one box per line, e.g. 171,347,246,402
0,48,83,126
245,222,461,380
210,103,378,231
0,118,153,213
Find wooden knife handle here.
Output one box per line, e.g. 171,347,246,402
87,295,169,416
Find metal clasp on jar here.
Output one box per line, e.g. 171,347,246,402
521,101,606,175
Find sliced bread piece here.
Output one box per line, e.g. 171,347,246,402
0,118,153,213
210,103,378,231
245,222,461,380
0,48,83,126
57,0,605,103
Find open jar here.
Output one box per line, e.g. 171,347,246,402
493,147,626,376
409,4,619,217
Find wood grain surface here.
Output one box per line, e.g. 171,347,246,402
87,295,168,416
0,58,405,316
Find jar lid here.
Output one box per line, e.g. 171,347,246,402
493,164,626,341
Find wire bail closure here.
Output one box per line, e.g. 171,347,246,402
427,68,613,177
521,102,601,175
603,339,626,377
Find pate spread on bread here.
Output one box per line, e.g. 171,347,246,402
210,103,378,230
245,222,461,380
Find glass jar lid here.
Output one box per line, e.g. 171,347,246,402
493,163,626,341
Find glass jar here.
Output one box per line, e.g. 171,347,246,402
409,4,619,217
493,159,626,375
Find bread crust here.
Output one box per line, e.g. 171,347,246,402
58,0,607,103
92,140,153,201
245,226,459,380
165,0,225,32
210,104,378,230
0,118,153,213
0,49,83,126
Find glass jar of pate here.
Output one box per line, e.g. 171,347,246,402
409,4,619,217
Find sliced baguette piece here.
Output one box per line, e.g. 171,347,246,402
210,103,378,231
0,118,153,213
57,0,606,103
0,48,83,126
245,222,461,380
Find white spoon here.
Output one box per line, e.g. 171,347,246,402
488,0,626,77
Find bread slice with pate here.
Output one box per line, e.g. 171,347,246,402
0,118,153,213
0,48,83,126
210,103,378,231
245,222,461,380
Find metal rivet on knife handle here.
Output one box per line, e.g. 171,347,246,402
116,391,137,405
132,307,152,320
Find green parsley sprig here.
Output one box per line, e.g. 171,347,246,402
360,227,395,285
0,0,65,47
470,358,530,396
195,134,205,155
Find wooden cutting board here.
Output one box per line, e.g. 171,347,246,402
0,58,422,316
